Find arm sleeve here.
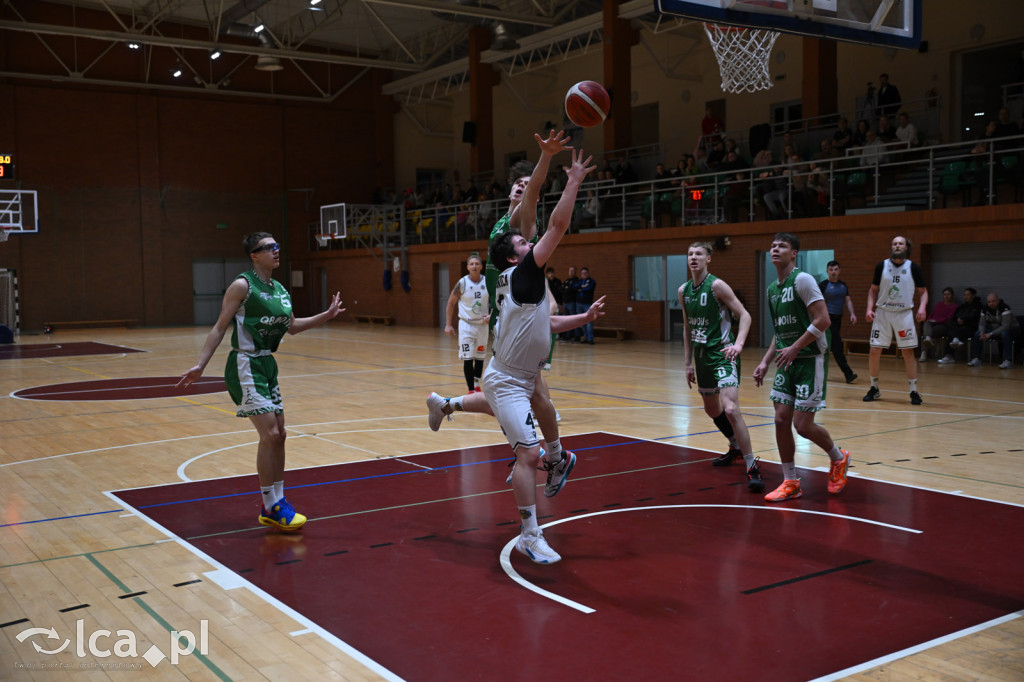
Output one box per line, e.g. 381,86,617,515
910,262,925,288
871,261,884,286
510,250,547,305
794,272,824,306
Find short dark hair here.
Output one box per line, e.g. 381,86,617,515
772,232,800,251
507,160,534,186
827,260,840,268
489,230,520,272
243,232,273,255
943,286,954,296
965,287,977,296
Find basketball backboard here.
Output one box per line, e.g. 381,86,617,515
318,202,348,239
0,190,39,240
655,0,921,49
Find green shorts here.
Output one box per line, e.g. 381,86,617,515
694,350,740,396
225,351,282,417
769,354,827,412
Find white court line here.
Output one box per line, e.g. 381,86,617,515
500,504,922,615
104,490,405,682
811,610,1023,682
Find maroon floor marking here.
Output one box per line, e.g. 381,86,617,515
13,376,226,401
111,433,1024,680
0,341,144,360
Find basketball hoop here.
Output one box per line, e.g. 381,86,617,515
703,23,780,94
315,233,331,248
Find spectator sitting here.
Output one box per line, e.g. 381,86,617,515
706,138,726,170
895,112,919,148
920,287,957,361
994,106,1021,142
852,119,871,148
832,117,853,153
877,115,898,143
967,293,1020,369
574,189,601,228
859,130,889,167
939,287,983,363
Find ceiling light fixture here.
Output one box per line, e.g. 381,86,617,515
254,22,265,33
171,65,183,78
210,48,222,60
310,0,322,5
127,42,140,49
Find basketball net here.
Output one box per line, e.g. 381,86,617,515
0,229,10,243
703,23,780,94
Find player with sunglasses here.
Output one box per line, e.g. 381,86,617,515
178,232,344,531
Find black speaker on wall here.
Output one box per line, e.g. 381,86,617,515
462,121,477,144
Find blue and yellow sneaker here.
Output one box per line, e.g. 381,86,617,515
259,498,307,531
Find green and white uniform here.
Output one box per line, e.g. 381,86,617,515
682,274,740,394
224,270,293,417
767,267,830,412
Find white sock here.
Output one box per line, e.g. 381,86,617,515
782,461,798,481
449,396,464,412
273,480,284,501
827,445,844,462
870,376,879,389
908,378,918,392
519,505,539,534
546,439,563,461
261,485,281,509
743,454,756,469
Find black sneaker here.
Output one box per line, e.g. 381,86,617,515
746,458,765,493
909,391,923,405
845,372,858,384
712,447,743,466
862,386,880,402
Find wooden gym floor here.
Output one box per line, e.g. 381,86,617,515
2,325,1022,680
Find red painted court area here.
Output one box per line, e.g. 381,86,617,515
0,341,144,360
112,433,1024,681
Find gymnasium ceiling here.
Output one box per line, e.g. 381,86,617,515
0,0,694,103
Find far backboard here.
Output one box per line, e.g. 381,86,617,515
655,0,921,49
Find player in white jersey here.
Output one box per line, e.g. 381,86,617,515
486,145,602,565
863,235,928,405
444,254,489,392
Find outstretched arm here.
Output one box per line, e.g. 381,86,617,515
532,148,596,268
289,292,345,334
550,295,606,333
178,278,248,387
515,130,572,240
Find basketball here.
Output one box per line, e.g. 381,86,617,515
564,80,610,128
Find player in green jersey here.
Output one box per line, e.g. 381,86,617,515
753,233,851,502
678,242,762,492
179,232,344,531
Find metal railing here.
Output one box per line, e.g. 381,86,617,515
310,133,1023,250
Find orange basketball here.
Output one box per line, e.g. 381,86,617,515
565,80,610,128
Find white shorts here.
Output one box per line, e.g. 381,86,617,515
481,361,539,451
458,320,489,361
870,308,918,349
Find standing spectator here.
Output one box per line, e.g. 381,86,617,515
920,287,957,361
485,146,601,564
177,233,344,532
876,73,902,119
994,107,1021,141
753,232,851,502
678,241,763,492
701,106,724,145
938,287,983,363
863,236,928,405
444,253,489,392
577,267,597,344
561,266,580,341
818,261,858,383
968,293,1020,369
546,267,563,314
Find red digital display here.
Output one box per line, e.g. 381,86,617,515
0,154,12,180
689,189,703,201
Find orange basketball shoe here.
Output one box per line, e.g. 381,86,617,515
764,479,802,502
828,449,851,494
